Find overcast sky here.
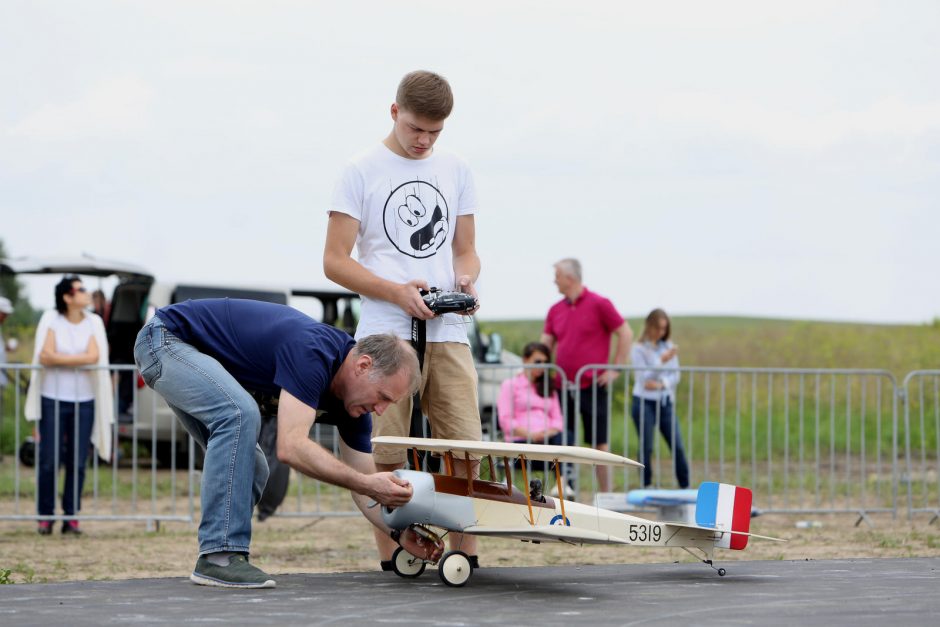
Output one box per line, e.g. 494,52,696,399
2,1,938,323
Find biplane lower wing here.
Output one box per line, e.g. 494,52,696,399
462,524,630,545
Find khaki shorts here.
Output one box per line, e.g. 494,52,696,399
372,342,481,465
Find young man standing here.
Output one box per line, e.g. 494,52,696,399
324,70,482,569
540,258,633,493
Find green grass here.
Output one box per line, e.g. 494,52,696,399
482,315,940,377
2,316,937,510
0,456,197,503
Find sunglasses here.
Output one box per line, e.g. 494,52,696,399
71,286,87,294
530,359,547,365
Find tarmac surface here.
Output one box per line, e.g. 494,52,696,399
2,557,938,626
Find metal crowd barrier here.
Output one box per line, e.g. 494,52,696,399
573,365,899,524
0,363,195,527
2,362,938,525
901,370,940,523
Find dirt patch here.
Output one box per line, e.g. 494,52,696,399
2,511,938,584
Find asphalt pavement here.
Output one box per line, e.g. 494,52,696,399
2,557,938,626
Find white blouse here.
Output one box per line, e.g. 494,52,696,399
41,314,96,402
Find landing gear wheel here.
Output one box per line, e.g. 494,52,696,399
438,550,473,587
717,568,727,577
392,547,426,578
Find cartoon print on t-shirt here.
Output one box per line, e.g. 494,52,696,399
383,179,449,258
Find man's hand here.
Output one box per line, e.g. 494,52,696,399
364,472,414,507
395,279,435,319
456,275,480,315
597,370,620,387
398,527,445,562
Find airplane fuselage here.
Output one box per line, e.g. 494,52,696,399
383,469,717,552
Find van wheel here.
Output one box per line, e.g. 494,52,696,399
18,437,36,468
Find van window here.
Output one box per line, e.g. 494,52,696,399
290,293,360,335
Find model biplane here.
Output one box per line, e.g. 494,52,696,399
374,436,784,587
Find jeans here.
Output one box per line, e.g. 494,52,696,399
38,397,94,517
631,396,690,489
134,316,269,555
565,385,609,447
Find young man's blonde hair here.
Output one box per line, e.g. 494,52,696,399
396,70,454,120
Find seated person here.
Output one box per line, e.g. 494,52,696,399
497,342,563,445
497,341,564,476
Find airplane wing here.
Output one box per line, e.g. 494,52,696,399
371,436,643,468
462,524,630,545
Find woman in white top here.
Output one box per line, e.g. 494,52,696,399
630,309,690,488
34,276,99,535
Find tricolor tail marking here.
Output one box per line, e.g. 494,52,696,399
695,482,752,550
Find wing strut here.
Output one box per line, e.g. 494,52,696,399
553,459,567,523
519,455,535,525
464,452,473,494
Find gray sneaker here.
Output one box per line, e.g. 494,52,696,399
190,554,276,588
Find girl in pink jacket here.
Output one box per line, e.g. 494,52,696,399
497,342,563,445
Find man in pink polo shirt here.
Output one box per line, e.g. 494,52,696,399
540,258,633,493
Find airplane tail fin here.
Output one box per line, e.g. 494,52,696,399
694,482,752,550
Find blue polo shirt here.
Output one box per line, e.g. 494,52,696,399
155,298,371,452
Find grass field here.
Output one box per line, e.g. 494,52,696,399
4,316,939,462
1,315,936,585
2,316,937,507
481,315,940,377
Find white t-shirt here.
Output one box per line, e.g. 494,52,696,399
331,143,479,343
41,313,95,402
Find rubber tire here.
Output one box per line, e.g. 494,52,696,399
256,415,288,519
438,550,473,587
392,546,426,578
717,568,727,577
18,437,35,468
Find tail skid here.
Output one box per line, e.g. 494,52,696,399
665,482,785,577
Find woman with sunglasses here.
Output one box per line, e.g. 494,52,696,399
25,275,113,535
496,341,563,447
630,308,689,489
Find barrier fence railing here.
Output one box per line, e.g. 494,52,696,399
0,363,195,527
901,370,940,523
1,362,937,525
573,365,899,525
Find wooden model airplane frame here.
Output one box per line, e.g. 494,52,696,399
374,436,784,587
